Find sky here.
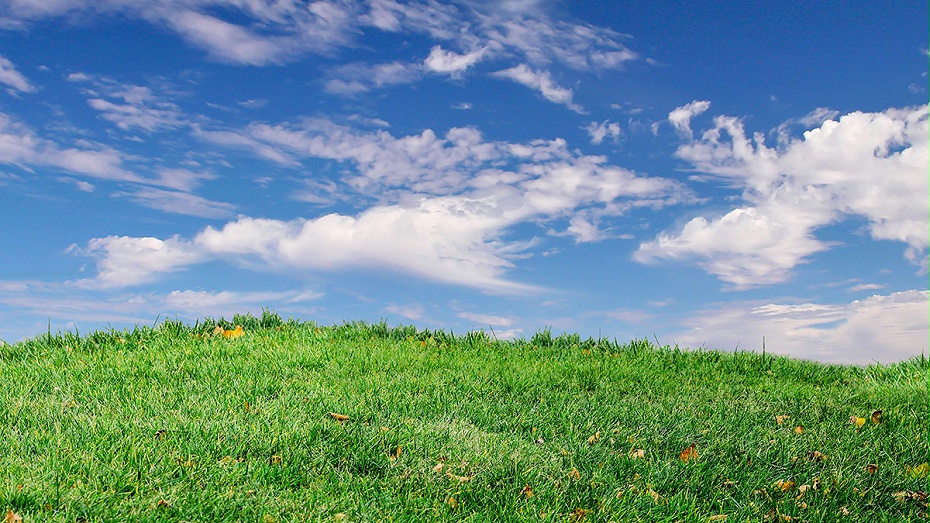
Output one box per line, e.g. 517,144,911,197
0,0,927,365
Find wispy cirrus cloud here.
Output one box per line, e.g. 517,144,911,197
0,54,36,93
67,73,188,132
491,64,584,113
324,61,422,95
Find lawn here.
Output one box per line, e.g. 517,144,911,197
1,313,927,522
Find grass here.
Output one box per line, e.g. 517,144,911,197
1,312,927,522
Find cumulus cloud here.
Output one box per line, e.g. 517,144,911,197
637,105,930,287
0,54,36,92
670,290,929,365
76,120,689,292
586,120,622,144
667,100,711,139
491,64,583,112
72,235,205,288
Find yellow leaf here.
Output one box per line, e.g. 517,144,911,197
446,497,458,508
389,446,402,461
587,431,601,445
570,508,587,522
907,462,929,478
223,325,245,339
212,325,224,335
269,455,283,465
774,479,796,492
709,515,728,522
775,415,790,425
679,443,697,462
870,409,883,424
849,416,866,428
520,484,534,498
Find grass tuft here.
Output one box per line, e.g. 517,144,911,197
1,313,927,522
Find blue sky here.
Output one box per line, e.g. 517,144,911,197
0,0,927,364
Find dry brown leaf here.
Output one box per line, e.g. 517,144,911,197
569,508,587,522
156,499,172,508
329,412,350,423
569,467,581,480
212,325,224,335
4,510,22,523
446,472,472,482
269,455,283,465
870,409,883,424
389,446,402,461
808,450,827,461
679,443,697,462
775,415,790,425
865,463,878,474
432,462,444,473
794,425,804,434
520,484,534,498
774,479,796,492
629,448,645,459
446,497,458,508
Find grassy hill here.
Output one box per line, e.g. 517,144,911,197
1,313,927,522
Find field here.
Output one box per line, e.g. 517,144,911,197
1,313,927,522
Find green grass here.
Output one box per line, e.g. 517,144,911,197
1,313,927,522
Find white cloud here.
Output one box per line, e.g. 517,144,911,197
72,235,205,288
458,311,515,327
847,283,885,292
637,105,930,286
491,64,584,113
384,303,425,321
324,61,421,95
164,288,323,317
68,75,188,132
0,55,36,92
0,112,141,183
585,120,622,144
424,45,486,75
115,187,236,219
75,116,689,292
669,290,929,365
667,100,710,139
